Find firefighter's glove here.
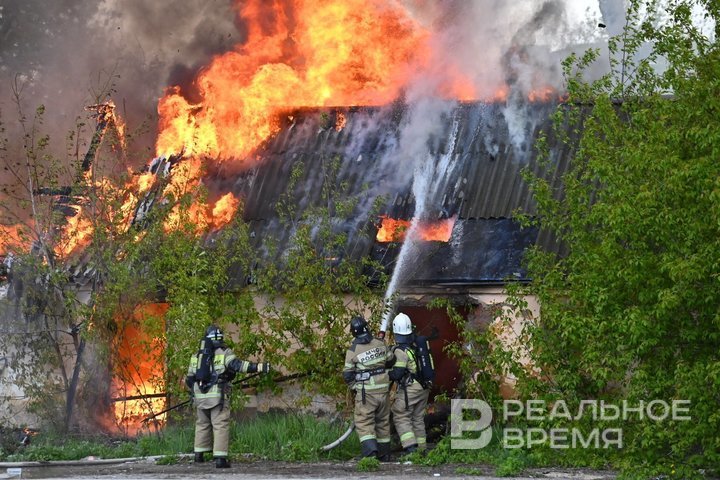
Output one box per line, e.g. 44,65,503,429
184,375,195,392
259,362,271,374
388,367,405,382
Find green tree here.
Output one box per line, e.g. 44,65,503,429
0,78,134,432
0,78,258,434
254,156,388,403
0,92,388,434
510,0,720,475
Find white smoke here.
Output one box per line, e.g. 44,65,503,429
395,92,455,183
598,0,628,36
406,0,604,99
0,0,612,162
401,0,607,151
379,0,609,312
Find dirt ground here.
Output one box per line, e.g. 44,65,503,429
2,459,617,480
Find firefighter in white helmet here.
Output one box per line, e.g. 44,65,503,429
389,312,430,453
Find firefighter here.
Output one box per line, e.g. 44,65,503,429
185,325,270,468
343,316,394,460
389,313,430,453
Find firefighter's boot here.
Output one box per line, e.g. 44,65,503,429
360,439,379,458
215,457,231,468
378,441,392,461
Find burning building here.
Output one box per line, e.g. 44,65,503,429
204,100,567,401
0,0,599,430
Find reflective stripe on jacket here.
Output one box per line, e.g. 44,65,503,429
392,346,424,394
343,337,392,391
187,347,254,401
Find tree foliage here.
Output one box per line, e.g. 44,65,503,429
255,157,388,403
0,81,132,432
0,84,389,433
500,0,720,475
0,79,259,433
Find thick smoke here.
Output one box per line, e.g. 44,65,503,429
374,0,606,187
378,0,607,317
0,0,239,165
349,0,611,250
407,0,603,99
0,0,610,163
599,0,628,36
404,0,604,151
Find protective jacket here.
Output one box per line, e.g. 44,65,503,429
186,342,265,461
389,345,425,394
186,344,258,409
343,336,393,393
343,334,394,459
389,343,430,450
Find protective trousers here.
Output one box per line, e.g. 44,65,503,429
391,386,430,449
354,389,391,453
194,403,231,457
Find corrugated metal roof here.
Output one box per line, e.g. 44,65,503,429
208,101,570,285
222,102,564,219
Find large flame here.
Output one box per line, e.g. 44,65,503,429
110,303,168,436
211,193,241,230
377,215,456,243
155,0,469,162
54,207,93,258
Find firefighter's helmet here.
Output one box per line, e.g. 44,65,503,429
205,325,224,342
349,316,370,338
392,313,413,335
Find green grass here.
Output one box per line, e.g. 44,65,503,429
155,454,181,465
0,414,358,463
356,456,380,472
0,424,195,462
230,413,359,461
6,417,690,480
408,428,620,477
407,428,532,476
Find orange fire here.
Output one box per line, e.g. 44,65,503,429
91,101,126,152
154,0,475,162
162,187,240,233
54,206,94,258
211,193,241,230
110,303,169,436
335,112,347,132
50,102,128,259
528,86,560,103
0,225,29,255
376,215,456,242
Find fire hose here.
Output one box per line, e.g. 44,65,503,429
135,368,358,452
140,371,264,424
320,387,358,451
320,422,355,451
320,326,440,452
140,371,314,424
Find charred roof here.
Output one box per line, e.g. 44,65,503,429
207,100,569,287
